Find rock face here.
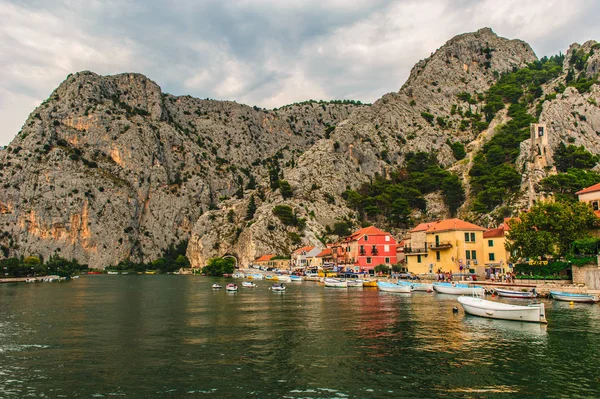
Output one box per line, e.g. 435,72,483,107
188,28,540,267
0,72,364,268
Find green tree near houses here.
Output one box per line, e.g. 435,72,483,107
506,201,599,260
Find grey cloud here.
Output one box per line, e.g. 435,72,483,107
0,0,599,145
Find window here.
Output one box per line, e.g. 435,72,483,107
488,240,494,247
593,201,599,211
471,250,477,260
464,232,470,242
366,257,372,264
436,251,440,261
489,253,495,261
385,257,390,264
470,233,476,242
384,245,390,252
364,235,368,241
466,251,471,260
385,235,390,242
346,247,350,252
538,126,544,137
417,255,422,263
360,245,364,252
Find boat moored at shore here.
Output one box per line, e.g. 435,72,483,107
324,278,348,288
433,282,485,296
377,282,412,293
495,288,537,298
550,291,600,303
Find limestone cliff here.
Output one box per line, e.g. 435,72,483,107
188,28,540,267
0,72,364,267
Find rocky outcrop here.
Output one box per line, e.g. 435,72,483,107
188,28,540,267
0,72,364,268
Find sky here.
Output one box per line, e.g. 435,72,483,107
1,0,599,146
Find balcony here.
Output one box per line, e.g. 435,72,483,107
428,241,453,250
404,246,428,254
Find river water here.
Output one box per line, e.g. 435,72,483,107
0,275,599,398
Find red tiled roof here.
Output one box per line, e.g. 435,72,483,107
576,182,600,195
292,245,315,254
410,222,435,233
255,254,275,262
483,226,505,238
316,248,332,258
348,226,388,238
426,218,486,233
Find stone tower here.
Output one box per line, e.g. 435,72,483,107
527,123,555,207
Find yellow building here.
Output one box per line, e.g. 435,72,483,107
576,182,600,217
482,221,511,275
254,254,290,270
405,219,487,276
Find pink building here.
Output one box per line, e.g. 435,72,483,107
339,226,397,272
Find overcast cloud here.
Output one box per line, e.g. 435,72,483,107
1,0,599,145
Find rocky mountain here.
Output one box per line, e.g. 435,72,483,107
1,28,598,269
0,72,364,268
187,28,542,267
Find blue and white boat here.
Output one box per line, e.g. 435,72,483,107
289,275,303,282
377,282,412,293
433,282,485,296
550,291,600,303
495,288,537,298
397,281,433,292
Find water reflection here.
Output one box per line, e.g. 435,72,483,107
1,276,600,398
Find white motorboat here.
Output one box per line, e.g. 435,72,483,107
397,281,433,292
346,279,364,287
433,283,485,296
249,273,264,280
226,283,238,292
324,278,348,288
377,282,412,293
495,288,537,298
550,291,600,303
289,275,303,282
457,296,547,323
212,283,222,289
241,281,256,288
276,275,292,283
270,283,286,292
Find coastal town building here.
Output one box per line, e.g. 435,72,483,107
254,254,290,270
576,182,600,218
482,220,512,276
404,218,487,276
339,226,397,273
291,246,322,269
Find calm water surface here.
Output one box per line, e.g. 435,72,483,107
1,275,599,398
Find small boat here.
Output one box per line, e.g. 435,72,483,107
495,288,537,299
265,275,274,280
249,273,264,280
87,271,102,275
458,296,547,323
433,282,485,296
270,283,286,292
212,283,222,289
362,279,377,287
241,281,256,288
324,278,348,288
346,279,364,287
276,275,292,283
550,291,600,303
226,283,238,292
25,278,37,283
289,275,302,282
377,282,412,293
72,275,80,279
397,281,433,292
232,272,245,278
107,271,118,275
